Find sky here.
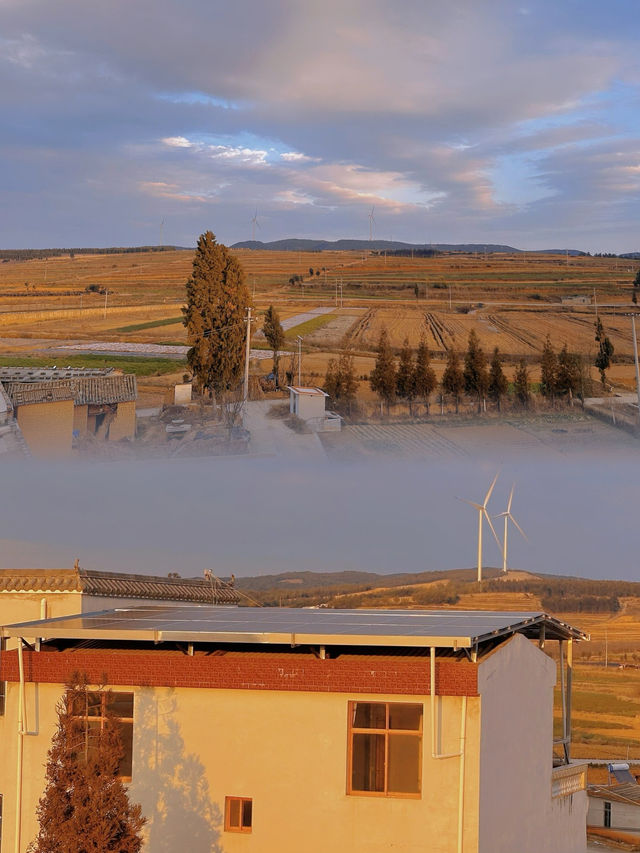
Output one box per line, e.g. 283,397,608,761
1,0,639,253
1,453,639,582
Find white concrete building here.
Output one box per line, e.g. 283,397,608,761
0,607,588,853
288,386,341,431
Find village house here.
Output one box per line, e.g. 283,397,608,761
587,763,640,841
0,367,138,457
0,606,588,853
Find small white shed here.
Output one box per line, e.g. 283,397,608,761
288,386,328,420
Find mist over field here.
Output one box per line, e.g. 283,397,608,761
1,450,639,582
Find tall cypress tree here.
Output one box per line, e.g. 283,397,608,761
413,336,437,414
183,231,250,397
370,328,396,413
488,347,508,410
463,330,489,411
396,338,416,412
557,343,580,400
29,674,145,853
514,359,530,407
262,305,285,386
594,318,614,387
540,335,558,400
442,349,464,413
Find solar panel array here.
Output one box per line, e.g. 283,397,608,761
4,604,586,647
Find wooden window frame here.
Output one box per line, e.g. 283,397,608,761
224,796,253,833
70,691,134,782
347,701,423,799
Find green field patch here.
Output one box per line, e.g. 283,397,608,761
0,354,186,377
554,717,632,736
111,316,183,333
284,314,338,337
562,690,640,717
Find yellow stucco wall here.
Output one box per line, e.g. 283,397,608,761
109,400,136,441
72,404,88,434
0,681,482,853
16,400,74,457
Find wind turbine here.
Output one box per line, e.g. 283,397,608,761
369,206,376,242
458,473,501,583
495,484,527,574
251,210,260,242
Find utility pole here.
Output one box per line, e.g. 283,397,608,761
103,289,108,319
335,278,338,307
340,278,343,309
296,335,303,385
449,285,452,311
243,306,252,405
594,288,598,317
632,315,640,420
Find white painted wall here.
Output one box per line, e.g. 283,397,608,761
477,634,587,853
587,796,640,832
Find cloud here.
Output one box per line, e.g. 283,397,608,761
0,0,639,250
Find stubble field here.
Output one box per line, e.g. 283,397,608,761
1,248,639,401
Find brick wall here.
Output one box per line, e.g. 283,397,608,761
0,649,478,696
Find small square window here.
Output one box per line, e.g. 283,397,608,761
225,796,252,833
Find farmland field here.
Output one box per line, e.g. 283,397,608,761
1,248,640,403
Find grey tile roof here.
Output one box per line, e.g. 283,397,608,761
0,568,239,604
3,374,137,406
0,367,114,382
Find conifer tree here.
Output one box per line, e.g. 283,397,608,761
441,349,464,413
370,328,396,413
413,336,437,414
29,674,145,853
594,318,614,387
557,343,580,400
262,305,285,386
514,359,530,407
540,335,558,399
463,329,489,411
183,231,250,397
488,347,508,410
396,338,416,412
324,351,358,415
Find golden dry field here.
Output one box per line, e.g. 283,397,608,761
2,248,640,401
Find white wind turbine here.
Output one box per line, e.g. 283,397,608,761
458,473,501,583
251,210,260,242
495,484,527,574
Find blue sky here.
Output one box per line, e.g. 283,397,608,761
1,0,639,252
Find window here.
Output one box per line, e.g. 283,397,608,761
0,681,5,716
348,702,423,797
70,692,134,779
225,797,252,833
604,801,611,828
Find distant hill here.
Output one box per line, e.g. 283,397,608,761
620,252,640,259
231,238,587,255
227,567,640,613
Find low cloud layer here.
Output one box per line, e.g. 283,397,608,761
0,1,638,251
1,453,639,581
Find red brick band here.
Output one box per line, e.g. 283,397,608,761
0,649,478,696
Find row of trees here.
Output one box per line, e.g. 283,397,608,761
368,329,524,413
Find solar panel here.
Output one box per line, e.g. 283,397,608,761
2,605,587,648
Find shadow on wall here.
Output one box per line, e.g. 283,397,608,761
132,689,224,853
